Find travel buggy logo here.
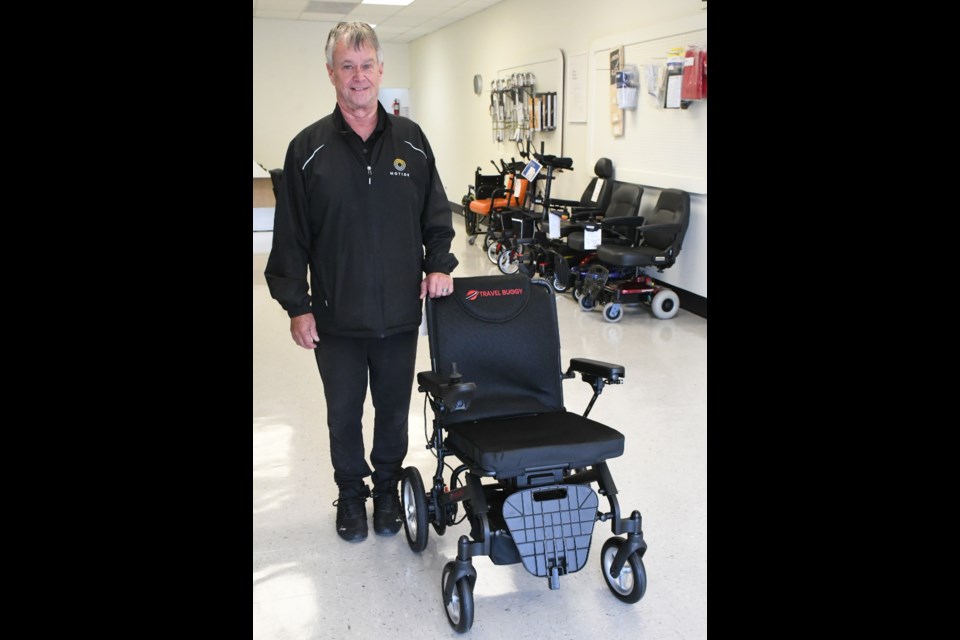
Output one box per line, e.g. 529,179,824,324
465,288,523,301
391,158,409,177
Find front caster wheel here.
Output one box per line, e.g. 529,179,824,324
600,537,646,603
483,232,495,251
603,303,623,323
441,562,475,633
498,248,520,274
400,467,428,552
578,294,596,311
551,274,568,293
486,240,501,264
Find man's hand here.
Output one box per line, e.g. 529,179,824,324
290,313,319,349
420,272,454,299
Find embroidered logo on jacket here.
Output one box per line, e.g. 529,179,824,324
390,158,410,177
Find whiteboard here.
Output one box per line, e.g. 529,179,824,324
588,14,707,194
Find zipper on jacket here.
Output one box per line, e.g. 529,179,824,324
367,165,372,185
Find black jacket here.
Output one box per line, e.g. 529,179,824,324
265,103,458,338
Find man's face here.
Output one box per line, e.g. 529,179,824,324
327,40,383,113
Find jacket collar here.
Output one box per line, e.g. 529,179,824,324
332,102,389,136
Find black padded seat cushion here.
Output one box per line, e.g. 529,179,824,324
567,230,633,253
445,411,625,477
566,231,588,252
596,243,666,267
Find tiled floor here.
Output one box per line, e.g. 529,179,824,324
253,224,707,639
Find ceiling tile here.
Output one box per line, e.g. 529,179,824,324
254,0,508,41
304,1,360,13
259,0,310,11
346,5,402,19
300,12,349,20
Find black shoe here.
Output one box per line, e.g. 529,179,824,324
334,495,368,542
372,488,402,536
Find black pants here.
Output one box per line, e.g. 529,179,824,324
314,330,419,498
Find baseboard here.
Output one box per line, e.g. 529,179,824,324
653,280,707,318
448,201,706,319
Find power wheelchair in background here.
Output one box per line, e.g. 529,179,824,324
401,274,648,633
575,188,691,321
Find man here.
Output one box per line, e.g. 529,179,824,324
264,22,458,543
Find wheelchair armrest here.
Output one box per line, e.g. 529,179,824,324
417,370,477,413
514,208,542,220
549,197,582,207
417,371,448,396
600,216,643,229
568,207,604,220
534,153,574,170
565,358,625,383
636,222,682,234
564,358,624,418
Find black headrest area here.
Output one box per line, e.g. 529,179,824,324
594,158,614,179
451,274,530,323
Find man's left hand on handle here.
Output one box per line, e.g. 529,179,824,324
420,272,453,299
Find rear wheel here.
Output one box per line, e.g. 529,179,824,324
462,203,477,236
651,289,680,319
400,467,428,552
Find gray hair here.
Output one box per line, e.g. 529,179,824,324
325,21,383,67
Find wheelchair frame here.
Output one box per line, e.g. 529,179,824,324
400,280,648,632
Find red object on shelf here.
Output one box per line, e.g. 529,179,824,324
681,47,707,100
392,98,400,115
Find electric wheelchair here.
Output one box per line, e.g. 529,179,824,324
576,188,691,322
401,274,648,633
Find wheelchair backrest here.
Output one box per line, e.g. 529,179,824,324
606,182,643,218
474,170,502,200
504,174,530,207
644,188,690,252
605,181,644,239
269,168,283,200
578,158,615,210
425,274,564,426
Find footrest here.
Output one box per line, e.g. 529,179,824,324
503,485,598,585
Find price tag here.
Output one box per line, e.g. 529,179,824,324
584,226,601,250
548,211,561,239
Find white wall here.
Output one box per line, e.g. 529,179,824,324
410,0,706,298
252,0,706,299
253,19,411,170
